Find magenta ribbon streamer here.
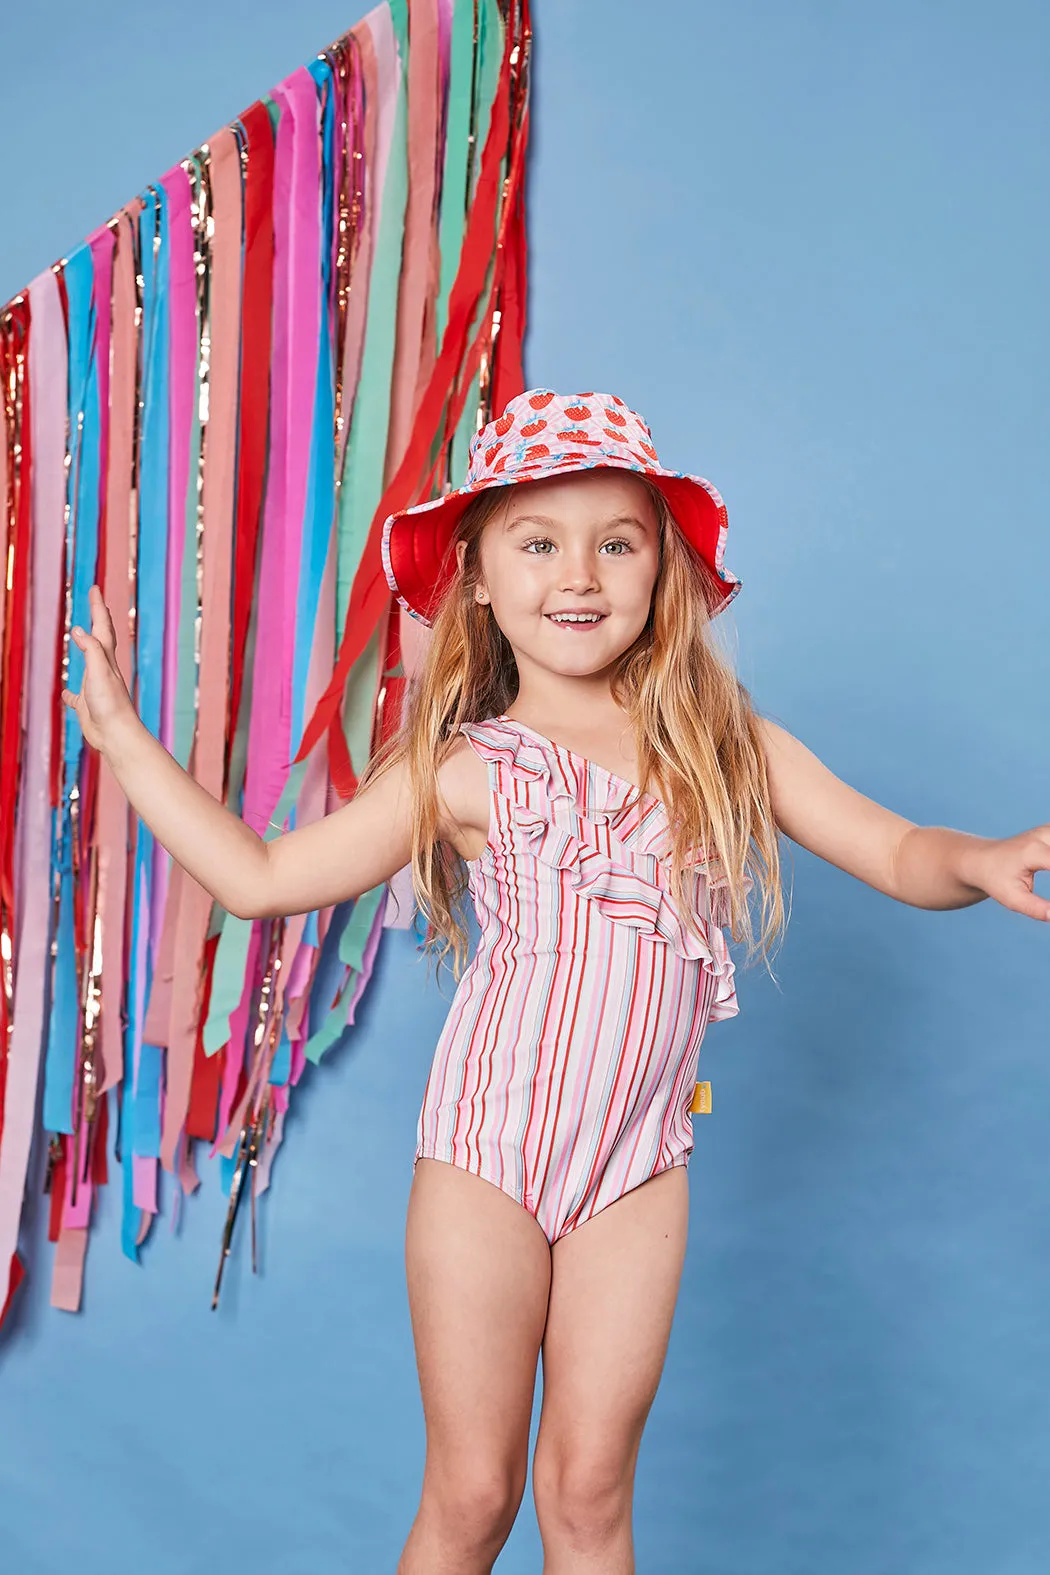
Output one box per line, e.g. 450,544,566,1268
241,70,321,841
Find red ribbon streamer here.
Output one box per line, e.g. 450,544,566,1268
0,298,33,1150
186,935,222,1141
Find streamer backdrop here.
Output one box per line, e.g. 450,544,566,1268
0,0,532,1325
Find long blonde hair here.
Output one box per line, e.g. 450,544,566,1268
358,475,789,983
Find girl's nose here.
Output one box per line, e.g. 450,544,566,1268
559,557,600,592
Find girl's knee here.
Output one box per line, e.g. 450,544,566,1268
424,1460,527,1553
532,1446,632,1550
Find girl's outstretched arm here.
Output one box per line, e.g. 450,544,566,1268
758,716,1050,921
64,585,416,921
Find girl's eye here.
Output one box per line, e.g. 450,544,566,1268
521,537,632,556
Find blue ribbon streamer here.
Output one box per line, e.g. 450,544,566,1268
122,186,171,1260
269,1026,292,1088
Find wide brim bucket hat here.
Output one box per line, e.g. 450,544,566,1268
381,388,742,627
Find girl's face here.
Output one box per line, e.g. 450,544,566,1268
460,469,662,689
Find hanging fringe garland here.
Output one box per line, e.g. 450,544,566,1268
0,0,532,1326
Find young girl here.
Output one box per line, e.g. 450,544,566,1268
65,388,1050,1574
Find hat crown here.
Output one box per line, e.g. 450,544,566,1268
465,389,659,484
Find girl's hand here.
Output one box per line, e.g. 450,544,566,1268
968,827,1050,922
61,583,136,755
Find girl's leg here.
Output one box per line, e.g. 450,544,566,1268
531,1166,690,1574
397,1158,553,1575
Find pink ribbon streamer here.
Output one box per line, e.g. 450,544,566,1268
152,165,196,940
50,1227,88,1314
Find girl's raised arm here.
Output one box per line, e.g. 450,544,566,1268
65,586,417,922
758,714,1050,920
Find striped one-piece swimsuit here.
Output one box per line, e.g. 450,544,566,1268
414,714,741,1244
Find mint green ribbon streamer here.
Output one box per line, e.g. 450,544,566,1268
436,0,503,348
336,50,409,629
202,914,252,1055
173,225,204,771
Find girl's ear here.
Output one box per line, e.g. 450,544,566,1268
456,537,481,592
456,534,488,601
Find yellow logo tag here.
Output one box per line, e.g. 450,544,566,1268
689,1080,711,1114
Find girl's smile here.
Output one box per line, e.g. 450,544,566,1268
544,609,608,630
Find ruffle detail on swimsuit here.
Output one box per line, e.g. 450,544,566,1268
462,715,653,824
459,716,743,1017
509,803,739,1012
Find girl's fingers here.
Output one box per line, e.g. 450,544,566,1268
68,625,127,732
98,605,118,658
88,586,118,658
71,626,111,676
71,625,103,656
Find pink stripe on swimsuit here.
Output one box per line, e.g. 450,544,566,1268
414,714,741,1244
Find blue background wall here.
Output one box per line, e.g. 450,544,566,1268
2,3,1049,1571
